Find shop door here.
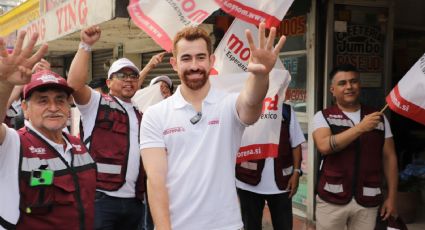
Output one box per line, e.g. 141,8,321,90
325,1,392,110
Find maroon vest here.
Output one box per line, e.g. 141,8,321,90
84,94,146,200
317,105,385,207
17,128,96,230
236,104,294,190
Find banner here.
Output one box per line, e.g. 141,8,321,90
19,0,114,46
128,0,219,51
214,0,294,28
386,53,425,125
210,18,290,163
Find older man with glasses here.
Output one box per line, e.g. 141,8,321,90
67,26,146,230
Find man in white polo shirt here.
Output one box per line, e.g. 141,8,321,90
140,23,286,230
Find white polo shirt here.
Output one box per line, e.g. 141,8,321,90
140,86,246,230
236,107,306,194
76,90,140,198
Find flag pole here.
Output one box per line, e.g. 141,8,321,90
380,104,389,113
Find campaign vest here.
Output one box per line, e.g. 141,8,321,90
17,128,96,230
236,103,294,190
83,94,145,200
317,105,385,207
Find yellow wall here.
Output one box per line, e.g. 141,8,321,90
0,0,40,36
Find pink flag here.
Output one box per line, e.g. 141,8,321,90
128,0,219,51
214,0,294,28
386,54,425,125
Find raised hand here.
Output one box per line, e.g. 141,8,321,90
245,22,286,78
32,58,51,73
0,31,48,85
147,52,166,69
81,26,101,46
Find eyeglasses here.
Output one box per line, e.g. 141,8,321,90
112,72,139,81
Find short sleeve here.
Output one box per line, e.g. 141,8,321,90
139,106,165,150
289,107,306,147
313,111,329,131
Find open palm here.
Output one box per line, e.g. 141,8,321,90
0,31,47,85
245,23,286,78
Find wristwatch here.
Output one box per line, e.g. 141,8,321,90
293,168,303,176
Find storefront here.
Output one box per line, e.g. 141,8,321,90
2,0,424,226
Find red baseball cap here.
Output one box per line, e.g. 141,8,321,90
23,70,74,99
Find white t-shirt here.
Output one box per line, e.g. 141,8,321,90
75,90,140,198
140,86,246,230
236,107,305,194
0,123,73,228
313,109,393,138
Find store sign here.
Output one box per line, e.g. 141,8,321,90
19,0,114,46
0,0,40,37
278,15,306,37
335,24,384,73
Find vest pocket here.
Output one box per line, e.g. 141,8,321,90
360,174,383,201
53,177,76,205
21,186,54,215
321,170,347,197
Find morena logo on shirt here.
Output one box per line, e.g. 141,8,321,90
29,146,46,154
163,127,185,136
208,119,219,125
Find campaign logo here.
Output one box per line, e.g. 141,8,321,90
163,127,185,136
208,119,220,125
29,146,47,155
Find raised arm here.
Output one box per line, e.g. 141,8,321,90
237,22,286,125
141,147,171,230
138,52,166,89
67,26,101,105
313,111,383,155
0,31,47,144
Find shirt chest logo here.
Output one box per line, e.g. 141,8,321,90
29,146,47,155
163,127,185,136
208,119,220,125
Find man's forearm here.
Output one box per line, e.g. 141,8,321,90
292,145,302,170
237,73,269,124
67,48,91,91
147,178,171,230
383,138,398,200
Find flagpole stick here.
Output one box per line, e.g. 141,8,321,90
380,104,389,113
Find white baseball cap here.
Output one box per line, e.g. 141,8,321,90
149,75,173,89
107,58,140,79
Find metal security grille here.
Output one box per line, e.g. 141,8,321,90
92,49,113,79
141,51,179,89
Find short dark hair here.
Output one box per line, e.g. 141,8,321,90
329,64,359,82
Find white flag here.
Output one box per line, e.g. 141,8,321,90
386,53,425,125
128,0,219,51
